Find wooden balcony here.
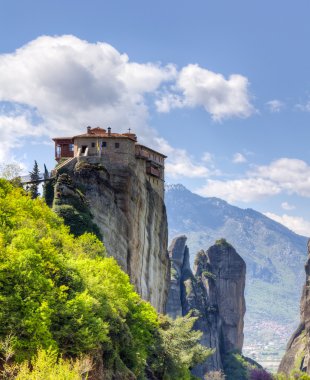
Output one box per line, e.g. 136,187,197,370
146,166,160,177
135,150,150,159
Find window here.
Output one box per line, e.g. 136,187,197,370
69,144,74,152
115,142,120,148
91,142,95,148
102,141,107,147
56,145,61,157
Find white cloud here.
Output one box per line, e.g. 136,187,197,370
295,100,310,112
233,152,247,164
196,178,280,202
0,35,177,141
201,152,214,163
266,99,285,113
0,34,209,178
281,202,295,211
196,158,310,203
264,212,310,237
156,64,255,121
253,158,310,197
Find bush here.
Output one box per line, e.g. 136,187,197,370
249,368,273,380
13,349,91,380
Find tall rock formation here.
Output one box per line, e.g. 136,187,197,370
278,240,310,375
52,156,169,313
166,236,246,378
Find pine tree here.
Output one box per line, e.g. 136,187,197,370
29,160,40,199
42,164,54,207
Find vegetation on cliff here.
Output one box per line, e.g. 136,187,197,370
0,178,209,379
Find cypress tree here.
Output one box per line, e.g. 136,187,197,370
42,164,54,207
29,160,40,199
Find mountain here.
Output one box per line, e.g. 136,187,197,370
165,184,308,367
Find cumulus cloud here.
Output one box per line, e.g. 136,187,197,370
233,152,247,164
196,158,310,203
196,178,280,202
281,202,295,211
253,158,310,197
0,35,177,140
0,34,209,178
156,64,255,121
264,212,310,237
266,99,285,113
295,99,310,112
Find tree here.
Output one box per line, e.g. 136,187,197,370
149,313,213,379
29,160,40,199
0,163,22,187
42,164,54,207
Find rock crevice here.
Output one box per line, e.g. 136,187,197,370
166,236,246,378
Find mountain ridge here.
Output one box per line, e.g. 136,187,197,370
165,183,308,368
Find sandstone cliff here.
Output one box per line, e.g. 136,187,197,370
278,240,310,374
166,236,246,378
52,156,169,313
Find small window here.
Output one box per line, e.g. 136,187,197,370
69,144,74,152
91,142,95,148
102,141,107,147
115,142,120,148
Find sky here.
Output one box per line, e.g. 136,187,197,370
1,0,310,236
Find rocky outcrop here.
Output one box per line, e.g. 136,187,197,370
278,240,310,374
166,236,246,378
52,156,169,313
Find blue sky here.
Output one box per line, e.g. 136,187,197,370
1,0,310,235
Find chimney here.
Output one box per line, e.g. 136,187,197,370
107,127,111,136
87,126,91,134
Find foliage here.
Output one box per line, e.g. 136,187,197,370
0,163,22,187
202,271,216,280
249,368,273,380
149,313,213,380
42,164,54,207
275,371,310,380
0,179,209,379
53,174,102,239
222,351,255,380
28,160,40,199
0,179,157,374
215,238,232,248
6,349,92,380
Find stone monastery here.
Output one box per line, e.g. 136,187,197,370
53,126,166,192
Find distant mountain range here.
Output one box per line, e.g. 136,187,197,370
165,184,308,359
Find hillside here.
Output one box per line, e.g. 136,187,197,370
165,184,308,367
0,179,209,379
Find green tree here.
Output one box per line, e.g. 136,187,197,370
149,313,212,379
42,164,54,207
0,163,22,187
28,160,40,199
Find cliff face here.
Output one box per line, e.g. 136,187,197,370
278,240,310,374
166,236,246,377
53,156,169,313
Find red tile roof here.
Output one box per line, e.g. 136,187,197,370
73,127,137,141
